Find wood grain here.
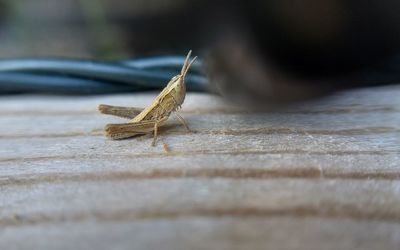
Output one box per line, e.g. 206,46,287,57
0,85,399,250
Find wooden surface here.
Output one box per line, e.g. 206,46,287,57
0,85,400,250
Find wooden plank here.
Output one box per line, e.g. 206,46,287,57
1,218,399,250
2,179,400,221
0,152,398,179
1,85,399,115
0,133,398,178
0,85,399,250
1,112,400,137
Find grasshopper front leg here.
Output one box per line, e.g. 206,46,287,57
174,112,191,132
98,104,144,119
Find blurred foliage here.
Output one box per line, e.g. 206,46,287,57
0,0,189,58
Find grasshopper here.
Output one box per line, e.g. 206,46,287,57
98,50,196,146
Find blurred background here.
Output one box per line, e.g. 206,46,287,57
0,0,197,58
1,0,400,104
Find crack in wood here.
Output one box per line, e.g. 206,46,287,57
2,205,400,228
1,149,398,163
0,126,399,139
2,167,400,187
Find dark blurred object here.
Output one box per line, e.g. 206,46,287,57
101,0,400,104
201,0,400,105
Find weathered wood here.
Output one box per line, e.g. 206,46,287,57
0,85,399,250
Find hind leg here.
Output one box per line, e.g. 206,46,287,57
105,120,157,140
98,104,143,119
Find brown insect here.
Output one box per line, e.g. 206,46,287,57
98,50,196,146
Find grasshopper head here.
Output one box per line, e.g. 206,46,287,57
172,50,197,105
